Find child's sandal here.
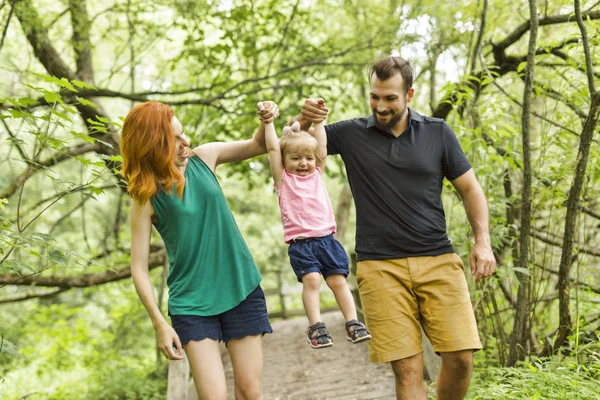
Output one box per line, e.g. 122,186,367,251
306,322,333,349
345,319,372,344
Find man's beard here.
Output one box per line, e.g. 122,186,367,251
373,106,407,130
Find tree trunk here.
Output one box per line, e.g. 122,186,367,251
333,183,353,247
552,0,600,353
508,0,538,366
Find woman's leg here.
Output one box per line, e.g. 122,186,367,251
325,273,357,321
301,272,322,325
228,334,264,400
185,339,227,400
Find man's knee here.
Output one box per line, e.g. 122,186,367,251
391,354,424,385
441,350,473,376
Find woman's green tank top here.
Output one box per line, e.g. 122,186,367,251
151,155,261,316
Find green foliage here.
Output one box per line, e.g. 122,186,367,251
468,360,600,399
1,0,600,397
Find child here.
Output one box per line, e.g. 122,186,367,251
259,101,371,349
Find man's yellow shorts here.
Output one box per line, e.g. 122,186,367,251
357,253,482,363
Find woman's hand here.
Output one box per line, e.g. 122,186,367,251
257,101,279,124
156,322,185,360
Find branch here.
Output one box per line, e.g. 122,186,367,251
535,264,600,295
0,288,68,304
574,0,596,94
13,0,76,80
469,0,488,75
13,0,120,162
581,205,600,220
478,51,580,135
0,247,166,289
68,0,94,84
0,142,102,199
495,9,600,51
432,10,600,120
0,0,15,55
2,118,30,162
531,230,600,257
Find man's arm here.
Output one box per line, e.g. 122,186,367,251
451,169,496,283
314,120,327,170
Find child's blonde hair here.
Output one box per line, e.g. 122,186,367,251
279,122,323,165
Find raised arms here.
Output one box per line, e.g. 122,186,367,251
193,101,279,172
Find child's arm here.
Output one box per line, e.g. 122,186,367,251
259,102,284,188
314,119,327,170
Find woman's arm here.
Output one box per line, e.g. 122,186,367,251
193,101,279,171
130,198,184,360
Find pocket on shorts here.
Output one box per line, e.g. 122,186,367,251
449,252,466,271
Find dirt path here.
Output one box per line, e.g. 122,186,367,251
222,311,396,399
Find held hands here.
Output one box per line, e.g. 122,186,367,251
301,98,328,123
257,101,279,124
470,241,496,283
156,322,184,360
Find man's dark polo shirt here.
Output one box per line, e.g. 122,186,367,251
325,108,472,261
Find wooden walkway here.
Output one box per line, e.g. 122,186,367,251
222,311,397,399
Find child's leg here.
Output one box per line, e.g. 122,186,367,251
325,273,372,343
301,272,322,325
324,274,357,321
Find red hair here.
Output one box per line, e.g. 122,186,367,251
120,102,184,204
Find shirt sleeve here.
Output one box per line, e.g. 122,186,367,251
325,118,358,156
441,121,472,180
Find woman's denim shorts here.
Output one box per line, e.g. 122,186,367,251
171,285,273,345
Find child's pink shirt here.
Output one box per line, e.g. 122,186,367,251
276,167,337,243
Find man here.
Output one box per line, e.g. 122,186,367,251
293,56,496,400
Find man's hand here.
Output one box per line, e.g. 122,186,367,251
257,101,279,124
301,98,328,123
470,241,496,283
156,322,185,360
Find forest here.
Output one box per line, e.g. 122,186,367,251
0,0,599,398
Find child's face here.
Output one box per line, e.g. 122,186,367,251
283,141,317,176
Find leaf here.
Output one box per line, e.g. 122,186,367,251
89,186,105,195
512,267,532,276
0,198,7,210
72,80,96,89
48,249,69,265
43,90,61,104
2,259,36,274
0,336,23,358
70,130,96,144
78,97,98,109
57,78,78,92
8,109,34,119
51,109,73,122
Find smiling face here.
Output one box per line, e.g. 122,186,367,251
171,116,190,169
282,138,318,176
369,72,414,131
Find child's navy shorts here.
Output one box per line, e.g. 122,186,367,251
288,234,349,282
170,285,273,346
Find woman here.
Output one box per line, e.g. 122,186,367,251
120,101,278,399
